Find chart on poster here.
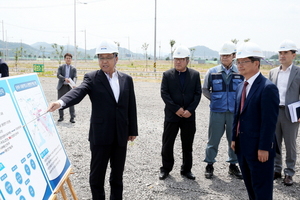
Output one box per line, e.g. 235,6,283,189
0,74,71,200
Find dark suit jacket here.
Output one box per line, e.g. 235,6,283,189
232,73,279,157
60,70,138,146
56,64,77,90
269,64,300,121
161,68,202,122
0,59,9,78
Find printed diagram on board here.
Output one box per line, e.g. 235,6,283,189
14,85,56,148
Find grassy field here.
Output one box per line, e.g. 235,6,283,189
5,59,275,82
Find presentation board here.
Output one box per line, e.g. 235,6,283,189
0,74,71,200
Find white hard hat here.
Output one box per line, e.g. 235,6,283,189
278,39,298,52
236,42,264,59
95,39,118,55
219,41,236,55
173,46,190,58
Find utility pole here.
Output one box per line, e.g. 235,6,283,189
153,0,157,72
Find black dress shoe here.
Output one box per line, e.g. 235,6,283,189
70,118,75,123
283,175,293,186
274,172,282,180
58,117,64,122
229,164,243,179
159,171,169,180
181,171,196,180
205,164,214,179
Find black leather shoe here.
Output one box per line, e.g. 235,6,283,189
229,164,243,179
283,175,293,186
70,118,75,123
181,171,196,180
58,117,64,122
205,164,214,179
159,171,169,180
274,172,282,180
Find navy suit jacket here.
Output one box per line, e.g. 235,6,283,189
232,73,279,157
60,70,138,146
161,67,202,122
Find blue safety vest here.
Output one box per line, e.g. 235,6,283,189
208,65,244,113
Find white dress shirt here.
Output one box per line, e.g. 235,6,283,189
277,64,292,105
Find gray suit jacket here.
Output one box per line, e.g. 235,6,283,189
269,64,300,121
57,64,77,90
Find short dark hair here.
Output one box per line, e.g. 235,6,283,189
64,53,72,58
248,56,261,68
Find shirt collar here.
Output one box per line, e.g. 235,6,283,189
245,71,260,85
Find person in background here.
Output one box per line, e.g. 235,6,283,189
202,41,243,179
56,53,77,123
47,39,138,200
231,42,279,200
269,39,300,186
0,57,9,78
159,46,202,180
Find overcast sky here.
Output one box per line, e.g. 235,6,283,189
1,0,299,55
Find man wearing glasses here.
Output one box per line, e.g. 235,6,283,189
231,42,279,200
47,39,138,200
159,46,202,180
202,41,243,179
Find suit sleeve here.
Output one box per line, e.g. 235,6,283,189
161,72,181,113
128,76,138,136
185,71,202,113
259,83,279,151
57,65,65,80
61,72,92,108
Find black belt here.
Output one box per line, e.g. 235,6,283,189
279,105,285,108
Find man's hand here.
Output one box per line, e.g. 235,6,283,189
47,101,61,112
128,136,136,141
231,141,235,151
176,108,185,117
65,78,70,83
182,110,191,118
258,150,269,162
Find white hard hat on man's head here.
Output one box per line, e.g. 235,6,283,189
278,39,298,52
219,41,236,55
236,42,264,59
173,46,190,58
95,39,118,55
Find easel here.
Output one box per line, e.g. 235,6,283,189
49,168,78,200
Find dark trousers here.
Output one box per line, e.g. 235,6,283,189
237,152,274,200
160,120,196,173
58,85,75,118
89,142,127,200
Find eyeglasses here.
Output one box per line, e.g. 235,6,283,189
236,60,252,65
174,58,186,62
98,56,115,61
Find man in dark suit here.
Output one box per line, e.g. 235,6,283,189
159,46,202,180
48,39,138,200
231,42,279,200
56,53,77,123
269,39,300,186
0,58,9,78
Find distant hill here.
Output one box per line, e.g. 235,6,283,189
0,40,282,60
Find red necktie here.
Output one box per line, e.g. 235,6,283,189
237,81,248,136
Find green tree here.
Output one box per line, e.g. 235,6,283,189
14,46,23,72
52,43,64,65
231,39,239,44
189,48,195,68
40,46,46,65
170,39,176,68
141,43,149,70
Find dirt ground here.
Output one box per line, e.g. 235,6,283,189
40,76,300,200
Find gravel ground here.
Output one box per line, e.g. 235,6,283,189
40,76,300,200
